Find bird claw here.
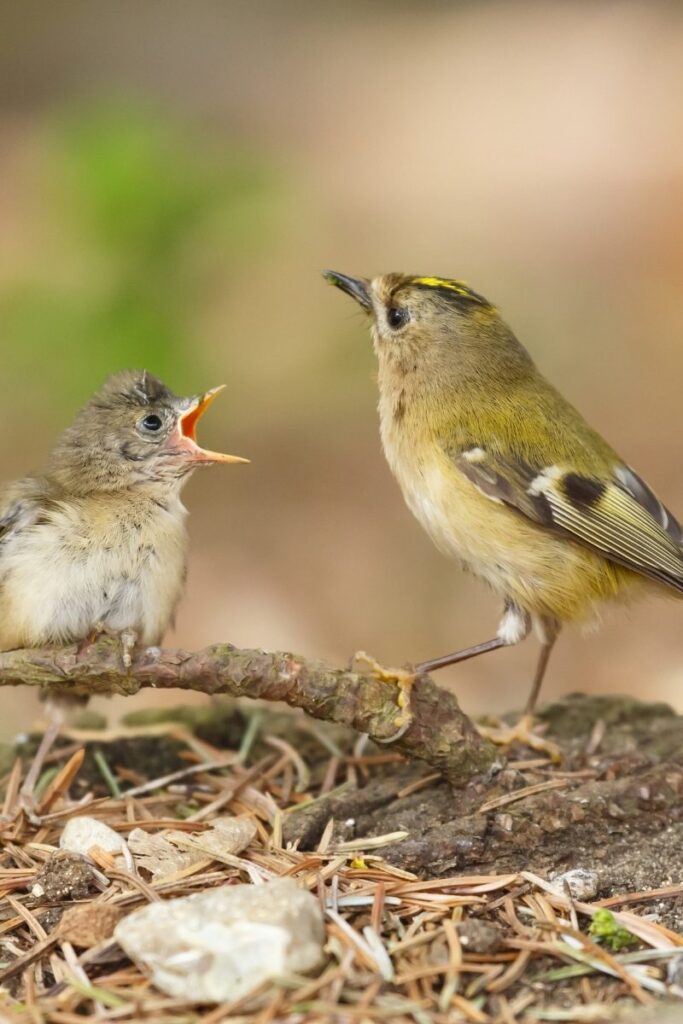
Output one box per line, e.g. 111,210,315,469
119,628,138,670
477,713,562,763
351,650,417,743
77,624,138,670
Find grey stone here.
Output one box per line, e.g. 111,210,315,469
549,868,599,901
456,919,502,954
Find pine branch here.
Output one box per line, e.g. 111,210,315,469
0,637,500,785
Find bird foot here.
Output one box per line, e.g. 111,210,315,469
119,628,137,670
78,624,138,670
351,651,417,743
477,713,562,762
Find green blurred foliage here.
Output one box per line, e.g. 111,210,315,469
0,103,277,415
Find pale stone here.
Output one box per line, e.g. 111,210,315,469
60,816,124,857
114,877,325,1002
549,868,599,901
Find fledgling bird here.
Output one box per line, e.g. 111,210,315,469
2,369,247,797
325,271,682,749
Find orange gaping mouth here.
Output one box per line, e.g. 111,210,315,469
177,386,249,464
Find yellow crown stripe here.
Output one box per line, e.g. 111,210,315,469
413,276,471,296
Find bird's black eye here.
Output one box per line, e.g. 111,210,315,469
387,307,409,330
140,414,163,433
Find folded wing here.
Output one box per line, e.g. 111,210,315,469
453,447,683,593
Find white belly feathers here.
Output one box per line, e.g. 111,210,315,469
0,495,188,649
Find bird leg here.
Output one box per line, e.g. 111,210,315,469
415,634,560,758
18,626,140,815
415,636,507,675
19,701,66,819
351,651,418,742
525,631,557,716
413,605,562,759
416,600,530,675
354,605,531,743
477,617,562,761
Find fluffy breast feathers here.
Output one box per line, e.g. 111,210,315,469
0,483,189,650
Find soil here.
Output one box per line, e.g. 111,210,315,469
283,694,683,918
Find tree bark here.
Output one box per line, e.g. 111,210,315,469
0,636,500,786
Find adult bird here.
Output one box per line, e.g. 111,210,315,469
325,271,682,751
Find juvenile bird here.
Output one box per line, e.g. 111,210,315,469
2,369,247,795
325,271,682,749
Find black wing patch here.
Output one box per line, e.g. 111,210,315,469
453,447,683,593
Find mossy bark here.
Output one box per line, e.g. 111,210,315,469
0,637,499,786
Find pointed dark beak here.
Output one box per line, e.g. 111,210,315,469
323,270,372,311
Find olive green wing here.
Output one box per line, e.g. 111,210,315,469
452,447,683,593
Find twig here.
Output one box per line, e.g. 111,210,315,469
0,637,501,785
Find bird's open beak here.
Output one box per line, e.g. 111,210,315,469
177,386,249,465
323,270,372,311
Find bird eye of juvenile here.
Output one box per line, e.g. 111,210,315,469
387,307,409,330
140,414,163,433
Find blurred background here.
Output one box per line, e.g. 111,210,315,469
0,0,681,738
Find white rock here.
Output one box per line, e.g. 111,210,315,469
549,868,599,901
114,877,325,1002
60,816,124,857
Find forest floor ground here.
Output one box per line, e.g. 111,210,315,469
1,692,682,1023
